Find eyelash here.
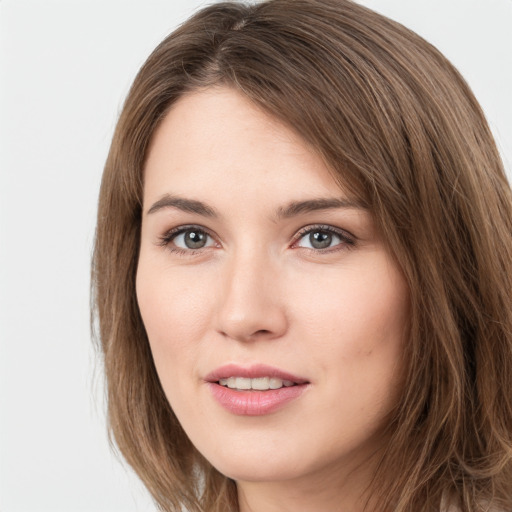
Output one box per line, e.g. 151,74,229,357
291,224,356,253
157,225,217,256
157,224,356,255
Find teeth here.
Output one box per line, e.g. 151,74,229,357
235,377,251,390
252,377,270,390
218,377,296,390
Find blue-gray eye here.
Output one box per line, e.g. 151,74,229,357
297,229,342,249
173,229,214,249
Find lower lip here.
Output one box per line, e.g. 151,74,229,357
207,383,308,416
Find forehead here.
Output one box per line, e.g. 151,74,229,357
143,86,349,209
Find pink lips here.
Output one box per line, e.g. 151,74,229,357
205,364,309,416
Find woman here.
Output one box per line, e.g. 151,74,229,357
92,0,512,510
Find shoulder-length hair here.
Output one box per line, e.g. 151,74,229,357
92,1,512,510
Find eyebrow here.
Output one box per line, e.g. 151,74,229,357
146,194,366,218
147,194,218,217
275,197,366,219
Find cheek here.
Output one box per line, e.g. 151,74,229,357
135,264,214,426
291,260,408,351
287,257,408,412
137,254,210,328
135,260,214,376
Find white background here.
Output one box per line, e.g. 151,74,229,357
0,1,510,511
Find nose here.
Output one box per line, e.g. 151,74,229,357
215,250,288,343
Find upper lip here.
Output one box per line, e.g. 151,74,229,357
204,364,309,384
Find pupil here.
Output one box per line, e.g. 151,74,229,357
185,230,207,249
310,231,332,249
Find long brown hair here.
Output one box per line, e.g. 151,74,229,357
92,1,512,510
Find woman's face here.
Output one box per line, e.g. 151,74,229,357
137,87,408,490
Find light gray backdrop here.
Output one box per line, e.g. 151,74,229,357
1,0,511,511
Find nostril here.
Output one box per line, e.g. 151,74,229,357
216,295,288,342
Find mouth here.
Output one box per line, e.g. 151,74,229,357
205,364,309,415
205,363,308,389
217,376,296,391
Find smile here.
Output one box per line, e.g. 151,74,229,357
205,364,309,415
218,377,296,391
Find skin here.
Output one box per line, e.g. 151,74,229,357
137,86,409,512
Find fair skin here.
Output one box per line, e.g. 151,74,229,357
136,86,409,512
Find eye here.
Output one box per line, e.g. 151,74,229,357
294,225,354,251
159,226,216,252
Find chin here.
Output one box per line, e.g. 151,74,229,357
194,422,386,489
195,435,304,482
198,435,342,485
211,457,302,483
